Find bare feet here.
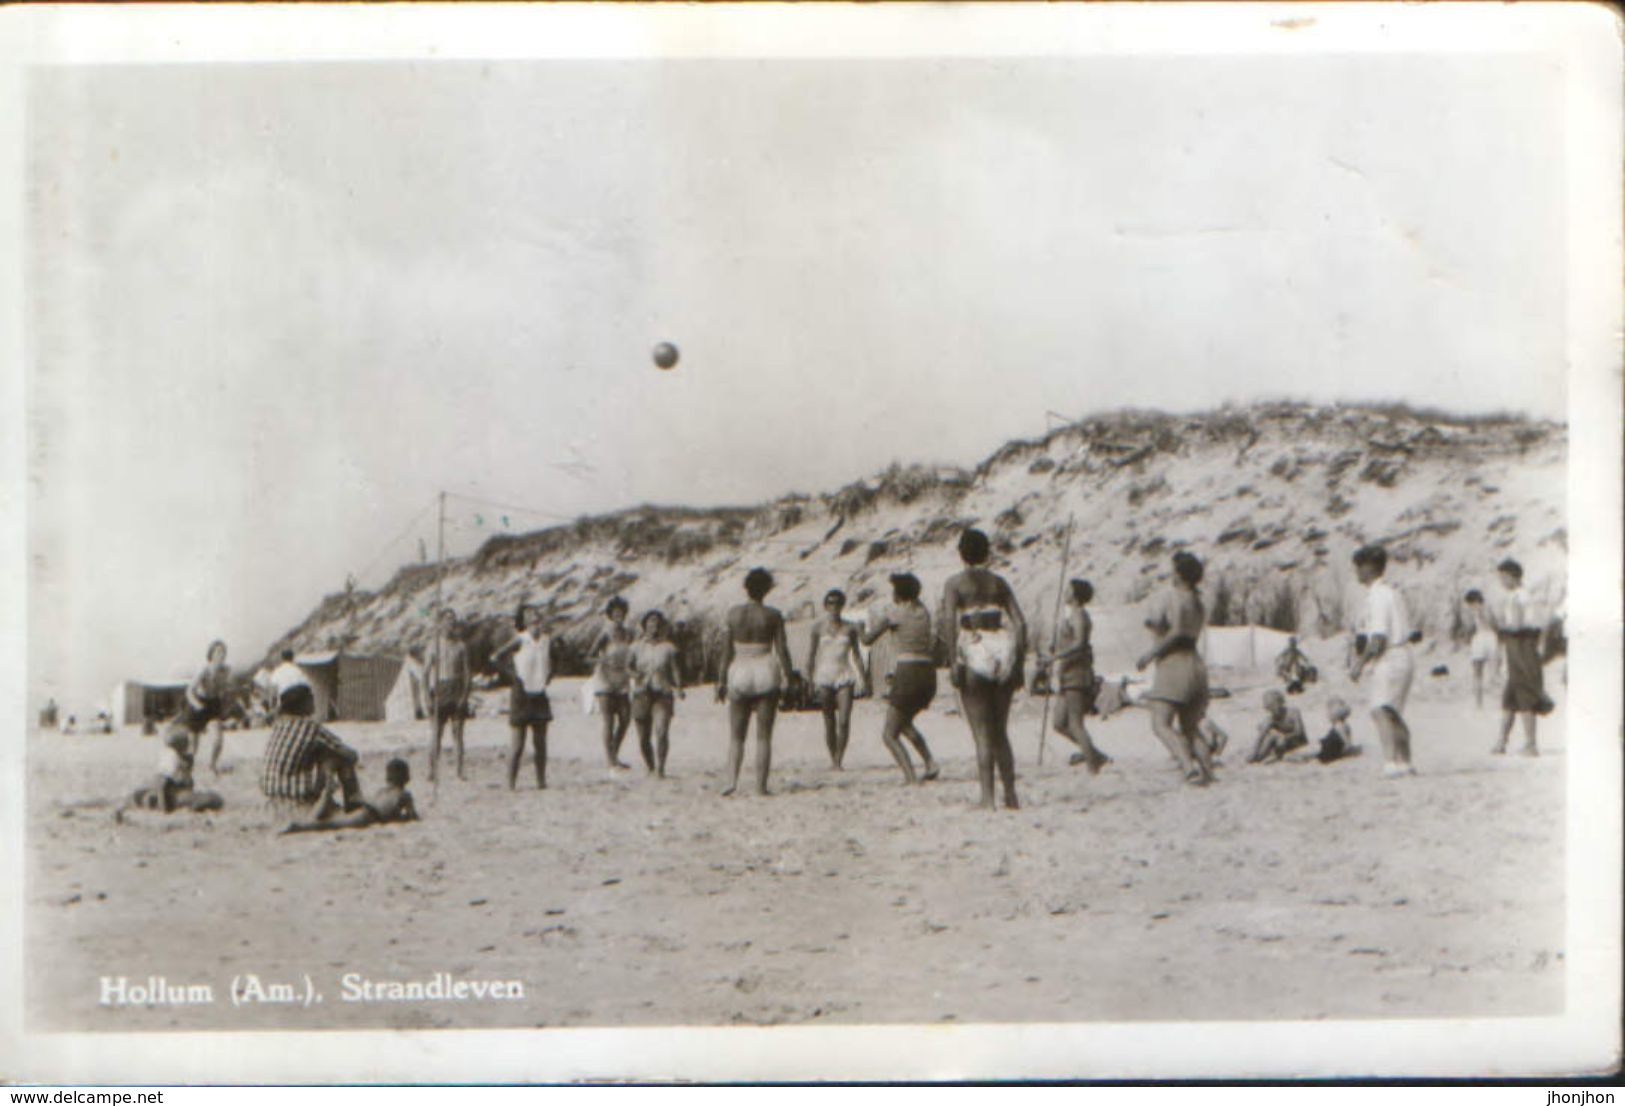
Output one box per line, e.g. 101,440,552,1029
1490,743,1507,755
1519,745,1539,757
1089,752,1112,776
921,765,940,782
721,785,737,798
1068,752,1088,767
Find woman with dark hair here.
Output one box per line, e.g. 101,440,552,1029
806,588,866,769
718,568,798,796
1137,552,1213,785
1486,559,1550,755
862,572,940,783
588,597,636,770
491,602,555,790
630,609,684,777
1044,578,1110,773
185,640,232,775
1462,589,1496,711
941,528,1027,810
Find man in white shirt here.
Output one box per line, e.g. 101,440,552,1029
1348,544,1417,778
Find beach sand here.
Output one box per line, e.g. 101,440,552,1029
26,669,1564,1033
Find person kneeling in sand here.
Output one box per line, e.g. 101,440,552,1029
115,727,224,821
1248,690,1309,764
282,757,418,834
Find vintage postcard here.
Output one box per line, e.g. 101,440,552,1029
0,1,1619,1084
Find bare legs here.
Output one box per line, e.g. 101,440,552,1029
600,696,631,769
508,722,548,790
1471,659,1485,711
723,695,778,796
1054,690,1109,773
1492,710,1538,756
428,710,465,782
820,685,855,769
961,677,1018,810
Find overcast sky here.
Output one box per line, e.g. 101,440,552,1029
27,49,1567,711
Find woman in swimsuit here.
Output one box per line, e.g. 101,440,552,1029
941,529,1027,811
588,597,636,770
717,568,799,797
630,609,684,778
862,572,941,784
806,589,866,769
1136,551,1214,785
1044,578,1110,773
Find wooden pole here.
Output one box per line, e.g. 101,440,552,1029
1036,514,1076,766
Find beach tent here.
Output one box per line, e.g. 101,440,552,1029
295,652,404,722
111,680,189,728
1199,625,1295,671
383,655,426,723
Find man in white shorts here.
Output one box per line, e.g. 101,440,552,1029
1348,544,1416,778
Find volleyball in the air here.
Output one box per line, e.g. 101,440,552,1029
652,342,680,370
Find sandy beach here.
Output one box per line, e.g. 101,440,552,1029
27,663,1565,1034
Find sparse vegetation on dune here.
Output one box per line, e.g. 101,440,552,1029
261,403,1567,676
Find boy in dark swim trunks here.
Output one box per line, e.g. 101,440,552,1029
281,757,418,834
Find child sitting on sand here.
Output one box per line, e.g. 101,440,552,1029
1248,690,1309,763
281,757,419,835
1313,698,1361,764
115,727,224,821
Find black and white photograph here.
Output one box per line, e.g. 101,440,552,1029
2,2,1619,1084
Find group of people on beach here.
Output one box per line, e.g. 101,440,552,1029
115,526,1557,826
